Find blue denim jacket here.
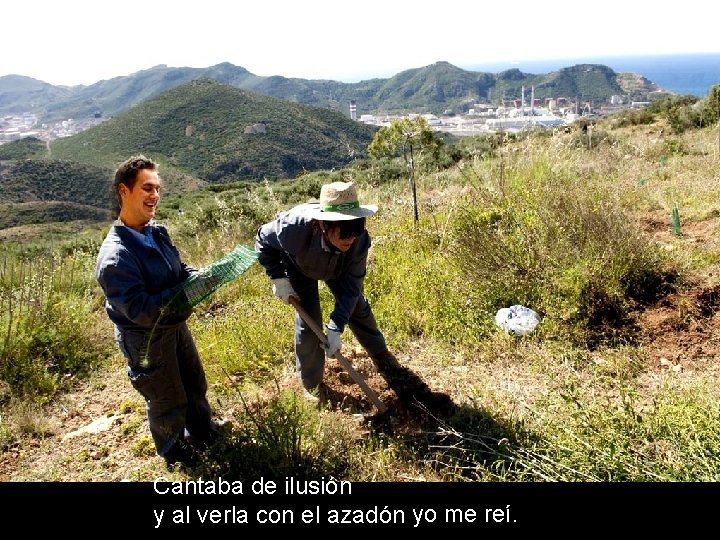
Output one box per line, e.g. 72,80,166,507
255,203,370,330
96,222,193,329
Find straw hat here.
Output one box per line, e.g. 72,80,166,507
308,181,378,221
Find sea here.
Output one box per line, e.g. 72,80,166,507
465,53,720,97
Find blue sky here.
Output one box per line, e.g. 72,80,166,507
3,0,717,86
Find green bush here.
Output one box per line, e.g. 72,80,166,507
0,137,46,160
667,106,702,134
571,121,616,150
647,94,699,116
651,89,720,133
197,389,353,479
448,155,671,346
450,133,508,161
0,253,110,400
609,108,655,128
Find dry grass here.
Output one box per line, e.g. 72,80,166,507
2,118,720,482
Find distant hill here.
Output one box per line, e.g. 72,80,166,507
507,64,624,102
0,79,379,230
49,79,378,183
0,158,113,206
0,201,110,230
0,159,113,210
0,158,114,228
0,61,665,122
0,136,46,160
0,75,73,115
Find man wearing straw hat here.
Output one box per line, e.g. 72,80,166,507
255,181,392,398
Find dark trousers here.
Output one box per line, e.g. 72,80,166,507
289,274,387,390
116,322,212,456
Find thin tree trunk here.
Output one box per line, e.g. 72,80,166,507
409,143,418,221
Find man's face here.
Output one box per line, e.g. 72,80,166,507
321,220,361,252
120,168,161,230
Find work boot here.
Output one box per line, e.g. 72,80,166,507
303,388,320,404
302,383,329,406
164,439,199,469
185,418,232,448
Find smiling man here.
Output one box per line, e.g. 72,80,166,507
117,164,160,230
95,155,222,468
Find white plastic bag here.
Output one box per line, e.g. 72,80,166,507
495,305,542,336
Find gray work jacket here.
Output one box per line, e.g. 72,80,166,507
255,203,370,331
96,222,193,329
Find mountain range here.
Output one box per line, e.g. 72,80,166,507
0,60,669,234
0,79,379,231
0,61,666,123
48,79,378,182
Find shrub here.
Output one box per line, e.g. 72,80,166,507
448,155,671,346
571,121,616,150
0,252,111,400
651,90,720,133
196,389,353,479
609,108,655,128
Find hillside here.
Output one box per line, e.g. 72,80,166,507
0,159,112,205
528,64,624,101
49,79,378,183
0,201,110,230
0,80,377,229
0,61,665,122
0,75,73,114
0,158,114,229
2,107,720,496
0,136,46,160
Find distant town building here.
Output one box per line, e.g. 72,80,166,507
349,100,357,121
421,113,441,126
0,112,106,143
486,116,567,132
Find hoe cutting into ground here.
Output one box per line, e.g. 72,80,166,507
288,297,392,423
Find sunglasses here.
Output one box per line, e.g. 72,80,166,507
331,218,366,239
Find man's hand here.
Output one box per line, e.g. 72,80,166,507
324,321,342,358
271,278,297,304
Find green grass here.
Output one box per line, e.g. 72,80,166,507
3,103,720,481
0,250,113,400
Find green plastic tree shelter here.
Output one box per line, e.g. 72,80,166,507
168,244,258,312
671,203,682,236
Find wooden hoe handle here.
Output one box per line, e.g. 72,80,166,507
289,296,388,414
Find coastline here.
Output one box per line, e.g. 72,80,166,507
465,52,720,97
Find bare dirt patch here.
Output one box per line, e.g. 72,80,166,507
635,282,720,374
